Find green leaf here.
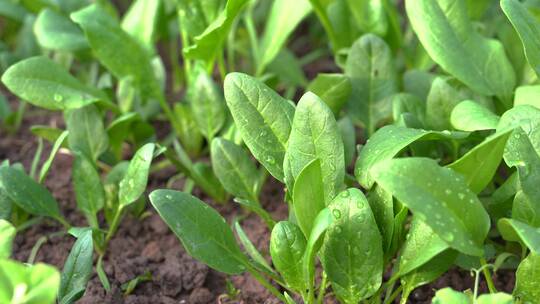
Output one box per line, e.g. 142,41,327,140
34,8,88,51
224,72,295,182
501,0,540,77
338,116,356,166
355,125,468,189
514,85,540,109
65,104,109,163
476,293,513,304
149,189,248,274
173,103,203,156
189,70,227,141
71,4,160,100
184,0,249,63
321,188,383,303
401,250,458,302
406,0,515,101
372,158,490,256
284,92,344,204
346,0,387,36
398,217,450,276
514,253,540,303
307,73,351,116
447,130,512,193
270,221,307,293
72,152,105,227
302,208,333,294
498,218,540,253
0,219,15,259
258,0,312,72
367,185,394,255
267,50,308,87
58,229,93,304
498,105,540,155
0,166,64,222
432,288,471,304
345,34,398,135
0,260,60,304
121,0,160,51
293,159,326,237
38,130,69,183
0,0,27,22
234,221,273,273
119,143,155,207
1,56,107,110
211,138,260,203
450,100,500,131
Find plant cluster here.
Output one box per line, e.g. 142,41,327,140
0,0,540,303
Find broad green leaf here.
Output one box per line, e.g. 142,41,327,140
0,166,64,222
293,159,326,237
0,219,15,259
106,112,142,158
184,0,249,63
121,0,160,51
406,0,515,101
224,72,295,182
450,100,500,131
345,34,398,135
1,56,107,110
432,288,471,303
372,158,490,256
392,93,426,128
189,70,227,141
302,208,333,294
338,116,356,166
399,217,449,276
65,104,109,163
0,189,13,221
498,105,540,155
367,185,394,255
307,73,351,116
58,230,93,304
270,221,307,293
173,103,203,156
149,189,248,274
355,125,469,189
284,92,344,204
514,85,540,109
498,218,540,253
403,69,436,101
346,0,387,36
258,0,311,72
72,152,105,227
211,138,260,203
266,50,308,87
401,250,457,302
514,253,540,303
321,188,383,303
447,130,512,193
0,260,60,304
477,293,513,304
34,8,88,51
0,0,27,22
501,0,540,77
191,162,228,203
71,4,160,100
30,126,66,145
119,143,155,207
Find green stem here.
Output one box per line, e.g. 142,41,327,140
480,258,497,294
385,286,403,304
104,206,124,249
217,53,227,82
243,5,260,75
15,216,43,232
246,265,286,303
316,271,328,304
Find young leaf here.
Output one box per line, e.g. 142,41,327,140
338,116,356,167
72,152,105,228
183,0,249,63
367,185,394,255
292,159,326,237
477,293,513,304
372,158,490,256
0,219,15,259
355,125,468,189
431,288,471,303
270,221,307,293
1,56,107,110
234,221,273,273
447,130,512,193
0,260,60,304
303,208,333,294
71,4,160,100
0,166,64,223
498,219,540,253
189,70,227,142
321,188,383,302
307,73,352,116
211,138,260,203
34,8,88,51
450,100,500,131
346,0,387,36
65,104,109,163
514,85,540,109
501,0,540,77
38,130,69,183
514,253,540,303
118,143,155,207
406,0,515,101
121,0,160,51
224,72,295,182
58,229,93,304
345,34,398,135
149,189,248,274
284,92,344,204
258,0,312,72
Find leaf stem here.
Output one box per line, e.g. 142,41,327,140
385,285,403,304
316,271,327,304
246,264,286,303
479,258,497,293
104,206,124,249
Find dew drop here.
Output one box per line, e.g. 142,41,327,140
444,232,455,242
265,156,276,165
332,209,342,219
458,193,465,200
54,93,63,102
445,189,452,195
165,194,172,200
435,213,442,219
340,190,350,198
